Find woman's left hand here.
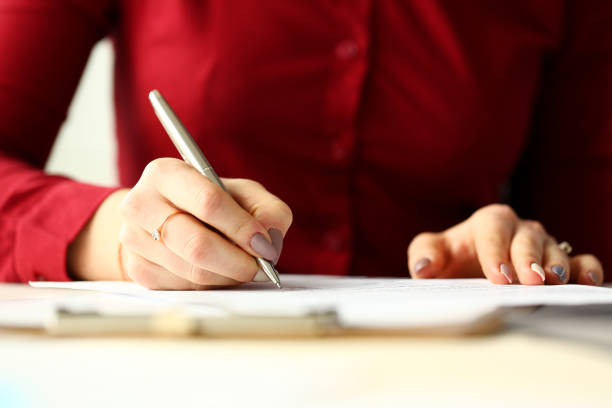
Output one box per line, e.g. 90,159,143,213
407,204,604,285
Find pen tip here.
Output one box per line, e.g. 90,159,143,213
276,282,282,289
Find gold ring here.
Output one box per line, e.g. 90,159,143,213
152,211,182,242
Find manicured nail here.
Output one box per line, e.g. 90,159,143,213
551,265,567,282
530,263,546,282
252,268,268,282
500,263,513,284
588,271,599,285
250,233,278,262
413,258,431,277
268,228,284,264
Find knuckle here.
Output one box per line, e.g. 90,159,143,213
119,191,142,220
182,233,211,264
195,184,224,218
486,204,517,220
523,220,546,234
142,158,171,179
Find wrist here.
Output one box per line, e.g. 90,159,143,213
68,188,129,280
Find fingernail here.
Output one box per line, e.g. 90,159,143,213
500,263,513,284
252,268,268,282
413,258,431,277
268,228,284,264
250,233,278,262
551,265,567,282
530,263,546,282
588,271,599,285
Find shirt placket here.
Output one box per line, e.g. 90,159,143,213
320,0,371,275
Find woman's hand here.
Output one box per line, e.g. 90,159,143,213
69,158,292,289
407,204,604,285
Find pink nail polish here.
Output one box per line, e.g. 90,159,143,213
500,264,513,284
413,258,431,277
530,263,546,282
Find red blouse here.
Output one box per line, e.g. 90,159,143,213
1,0,611,283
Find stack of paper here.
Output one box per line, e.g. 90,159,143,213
22,275,612,333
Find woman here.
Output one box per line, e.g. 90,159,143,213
0,1,609,288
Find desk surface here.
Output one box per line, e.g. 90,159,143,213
1,284,611,408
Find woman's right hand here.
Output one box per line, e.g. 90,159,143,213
70,158,292,289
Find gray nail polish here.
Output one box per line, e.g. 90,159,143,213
268,228,284,264
588,271,599,285
551,265,567,282
500,264,513,284
413,258,431,277
250,233,278,262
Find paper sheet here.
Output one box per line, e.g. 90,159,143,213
29,276,612,329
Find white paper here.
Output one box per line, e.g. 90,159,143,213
0,292,174,328
29,276,612,329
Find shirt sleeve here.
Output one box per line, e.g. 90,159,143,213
511,0,612,281
0,0,118,282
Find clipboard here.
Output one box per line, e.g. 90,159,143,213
42,306,505,338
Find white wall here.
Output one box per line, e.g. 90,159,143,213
45,39,117,186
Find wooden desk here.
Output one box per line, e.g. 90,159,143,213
1,284,611,408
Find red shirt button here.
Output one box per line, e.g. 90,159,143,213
324,233,345,251
331,142,349,161
335,40,359,59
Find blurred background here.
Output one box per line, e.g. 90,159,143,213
45,39,117,186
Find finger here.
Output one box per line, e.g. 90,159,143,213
541,237,570,284
510,221,547,285
143,159,278,262
225,178,292,263
471,205,517,284
160,213,260,283
268,228,284,264
225,178,293,235
569,254,604,286
122,249,209,290
119,223,241,287
407,232,447,278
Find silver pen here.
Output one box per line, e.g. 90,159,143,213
148,89,282,289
